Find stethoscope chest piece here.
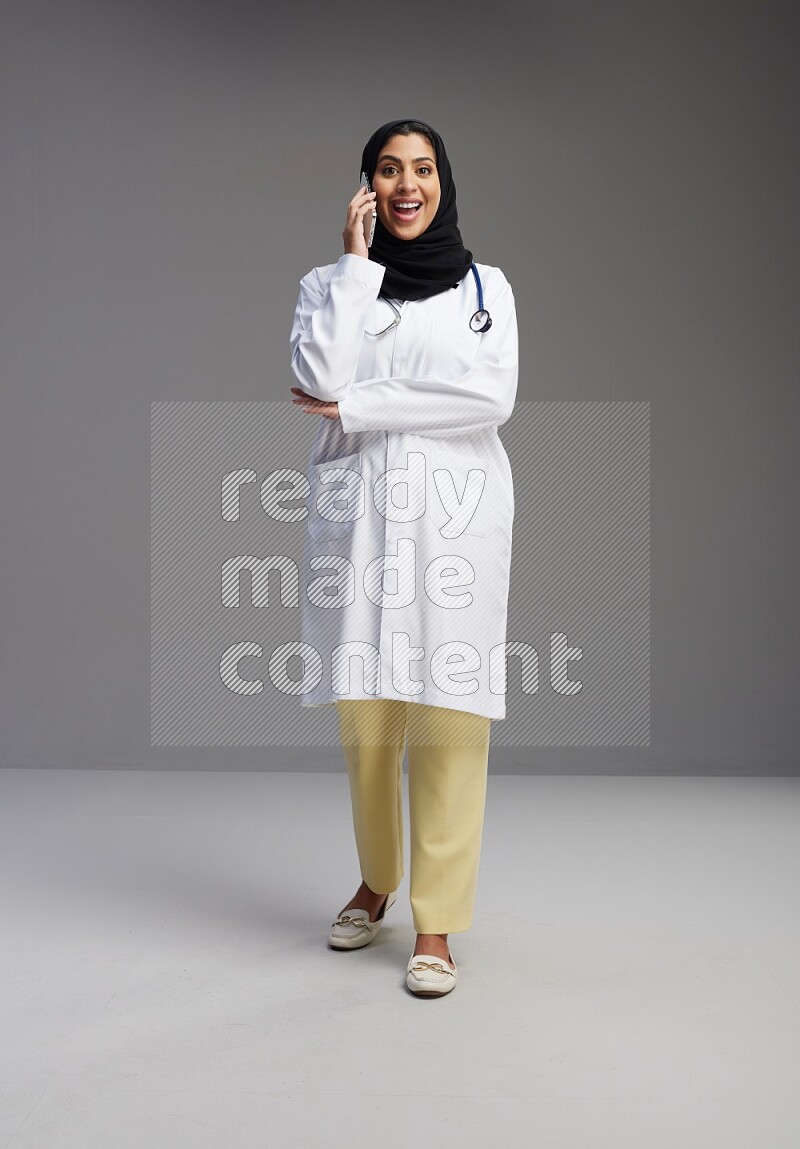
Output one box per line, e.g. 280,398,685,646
470,309,492,333
468,262,492,333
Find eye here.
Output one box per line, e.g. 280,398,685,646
379,165,435,176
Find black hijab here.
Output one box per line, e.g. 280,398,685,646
360,118,474,302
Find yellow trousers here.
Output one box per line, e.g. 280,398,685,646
335,698,492,935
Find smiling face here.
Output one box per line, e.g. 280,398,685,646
372,132,441,241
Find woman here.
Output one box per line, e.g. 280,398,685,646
289,118,518,996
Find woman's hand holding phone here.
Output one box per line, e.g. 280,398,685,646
343,176,377,259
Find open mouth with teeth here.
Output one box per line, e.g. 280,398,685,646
391,201,422,220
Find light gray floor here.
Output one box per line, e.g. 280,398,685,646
1,768,799,1148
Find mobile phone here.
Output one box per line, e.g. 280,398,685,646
359,170,377,248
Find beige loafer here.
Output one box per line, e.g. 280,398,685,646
406,951,458,996
328,889,398,950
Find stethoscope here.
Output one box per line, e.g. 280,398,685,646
365,262,492,337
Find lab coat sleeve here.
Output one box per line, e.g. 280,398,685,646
336,271,518,438
289,253,386,402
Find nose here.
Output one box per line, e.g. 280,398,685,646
395,173,418,193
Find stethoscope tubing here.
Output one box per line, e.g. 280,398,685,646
366,262,492,337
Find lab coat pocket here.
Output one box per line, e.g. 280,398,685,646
306,450,365,541
423,319,481,378
429,449,494,540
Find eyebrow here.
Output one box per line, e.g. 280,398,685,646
377,153,436,165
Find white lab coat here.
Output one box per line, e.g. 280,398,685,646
289,253,518,720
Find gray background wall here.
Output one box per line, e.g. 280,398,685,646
1,0,797,773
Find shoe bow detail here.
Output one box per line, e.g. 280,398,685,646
333,913,369,928
409,960,455,976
